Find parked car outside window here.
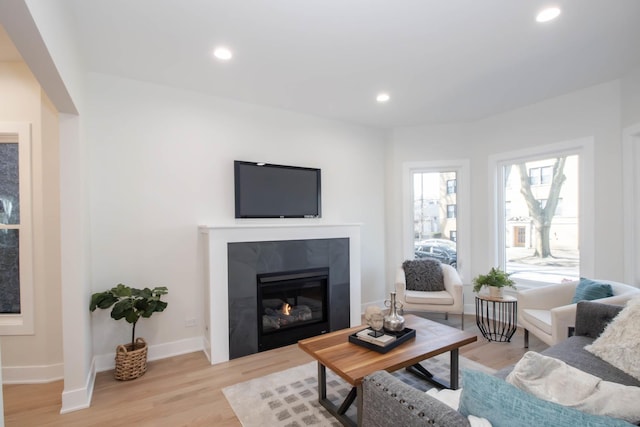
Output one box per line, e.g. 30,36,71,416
414,241,457,269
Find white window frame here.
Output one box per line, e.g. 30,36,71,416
0,122,34,335
489,138,594,289
402,159,471,282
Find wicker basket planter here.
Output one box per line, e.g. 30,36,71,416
114,337,148,381
90,284,168,381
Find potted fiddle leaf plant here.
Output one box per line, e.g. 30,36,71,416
472,267,516,298
90,284,168,380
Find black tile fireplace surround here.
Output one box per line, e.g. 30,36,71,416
228,238,350,359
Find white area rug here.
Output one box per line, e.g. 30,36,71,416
223,353,495,427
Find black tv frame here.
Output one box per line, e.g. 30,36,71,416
234,160,322,219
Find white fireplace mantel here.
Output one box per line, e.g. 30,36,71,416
199,223,362,364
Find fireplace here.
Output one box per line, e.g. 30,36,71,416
226,237,352,359
257,268,329,352
200,224,361,364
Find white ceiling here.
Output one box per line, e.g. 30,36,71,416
10,1,640,128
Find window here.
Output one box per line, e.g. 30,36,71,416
403,159,470,280
412,171,457,241
514,227,526,247
529,167,540,185
541,166,553,184
0,123,34,334
529,166,553,185
0,141,20,314
491,139,593,288
503,156,579,283
447,179,457,194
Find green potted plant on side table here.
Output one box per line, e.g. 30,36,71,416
90,284,168,380
472,267,516,299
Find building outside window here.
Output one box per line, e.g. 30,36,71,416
412,170,458,265
501,155,579,284
405,160,470,281
413,171,457,243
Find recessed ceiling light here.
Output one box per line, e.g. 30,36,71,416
376,93,390,103
536,7,561,23
213,47,233,61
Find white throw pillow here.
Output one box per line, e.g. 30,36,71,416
507,351,640,424
585,296,640,382
425,387,462,410
426,388,492,427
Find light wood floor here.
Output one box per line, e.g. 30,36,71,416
3,314,547,427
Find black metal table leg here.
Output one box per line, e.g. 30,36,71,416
406,349,460,390
316,362,357,427
450,349,459,389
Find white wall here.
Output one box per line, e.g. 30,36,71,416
85,73,387,356
621,65,640,286
622,65,640,128
18,0,94,411
388,80,625,303
0,63,63,377
385,123,468,287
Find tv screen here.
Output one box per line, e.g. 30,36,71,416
234,161,322,218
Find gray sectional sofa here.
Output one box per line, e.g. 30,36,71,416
361,301,640,426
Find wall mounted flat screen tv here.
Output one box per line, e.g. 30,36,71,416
234,161,322,218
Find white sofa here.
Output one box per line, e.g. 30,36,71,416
517,279,640,347
395,263,465,328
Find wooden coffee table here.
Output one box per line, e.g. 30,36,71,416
298,314,477,427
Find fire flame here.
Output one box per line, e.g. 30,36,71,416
282,303,291,315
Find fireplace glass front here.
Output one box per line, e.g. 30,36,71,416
257,267,329,352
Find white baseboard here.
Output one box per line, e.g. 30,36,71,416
1,336,204,385
61,338,203,414
1,362,64,384
94,336,204,373
202,335,212,363
60,359,95,414
464,303,475,315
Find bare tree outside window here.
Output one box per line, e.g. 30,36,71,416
518,157,566,258
503,155,579,283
